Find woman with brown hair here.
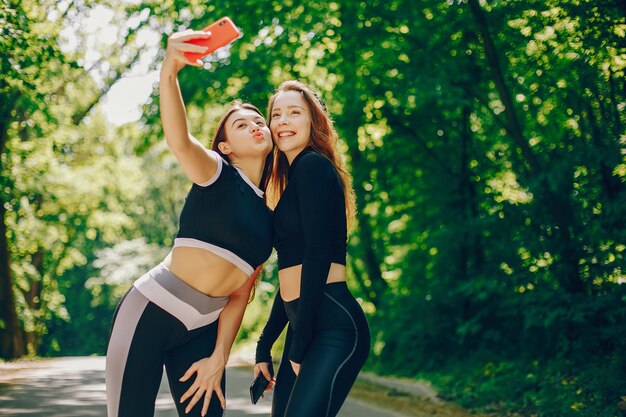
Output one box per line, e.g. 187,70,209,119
105,29,273,417
254,80,370,417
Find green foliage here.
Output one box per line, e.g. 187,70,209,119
1,0,625,415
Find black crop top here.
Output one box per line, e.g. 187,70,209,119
272,147,347,362
176,152,273,275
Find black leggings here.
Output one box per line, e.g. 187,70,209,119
272,282,370,417
105,264,228,417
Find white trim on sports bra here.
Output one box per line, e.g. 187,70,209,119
195,150,224,187
173,237,254,276
234,166,264,198
196,150,264,198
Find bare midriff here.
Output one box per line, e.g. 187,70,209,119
278,263,346,302
162,246,249,297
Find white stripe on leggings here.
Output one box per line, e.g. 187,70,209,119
105,288,149,417
134,272,224,330
322,292,359,417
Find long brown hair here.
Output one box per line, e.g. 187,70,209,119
266,81,356,223
210,102,273,302
210,101,274,193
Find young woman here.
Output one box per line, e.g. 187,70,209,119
254,81,371,417
105,30,274,417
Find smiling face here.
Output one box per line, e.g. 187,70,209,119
219,108,273,160
269,91,312,163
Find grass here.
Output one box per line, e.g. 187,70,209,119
348,378,513,417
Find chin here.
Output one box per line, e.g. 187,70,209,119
275,142,290,153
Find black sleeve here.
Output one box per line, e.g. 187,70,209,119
288,154,336,363
255,289,288,364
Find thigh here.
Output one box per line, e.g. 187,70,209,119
320,291,371,417
272,327,296,417
164,321,225,417
324,330,370,417
106,289,166,417
284,330,354,417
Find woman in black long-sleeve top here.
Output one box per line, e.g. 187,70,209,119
253,80,370,417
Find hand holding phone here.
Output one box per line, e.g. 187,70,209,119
184,17,241,61
249,373,271,405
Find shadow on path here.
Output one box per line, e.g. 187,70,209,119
0,357,404,417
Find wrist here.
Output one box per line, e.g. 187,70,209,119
213,345,228,363
160,58,181,79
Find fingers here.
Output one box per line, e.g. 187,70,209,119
193,386,224,416
215,386,226,410
167,46,206,68
180,362,198,382
186,387,205,414
261,365,273,381
172,42,210,54
201,391,212,417
170,30,212,42
290,360,300,376
180,381,200,404
179,357,226,413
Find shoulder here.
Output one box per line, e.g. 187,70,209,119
295,152,335,176
192,150,235,189
291,152,339,193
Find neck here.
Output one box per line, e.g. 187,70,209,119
231,157,265,187
286,152,297,165
286,146,310,165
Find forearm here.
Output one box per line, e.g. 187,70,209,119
213,290,250,363
289,256,330,363
255,290,288,363
159,60,193,152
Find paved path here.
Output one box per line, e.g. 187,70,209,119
0,357,405,417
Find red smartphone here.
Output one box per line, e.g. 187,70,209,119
184,17,241,61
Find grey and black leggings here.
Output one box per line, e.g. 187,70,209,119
105,264,229,417
257,282,370,417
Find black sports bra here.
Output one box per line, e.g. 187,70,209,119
175,151,273,276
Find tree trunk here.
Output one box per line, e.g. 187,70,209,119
468,0,587,294
0,124,25,359
337,1,388,307
467,0,540,174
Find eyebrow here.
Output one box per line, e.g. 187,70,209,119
231,116,264,127
272,105,306,112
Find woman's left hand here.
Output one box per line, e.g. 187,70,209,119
179,355,226,415
290,360,301,376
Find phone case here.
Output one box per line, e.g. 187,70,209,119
249,373,270,405
184,17,241,61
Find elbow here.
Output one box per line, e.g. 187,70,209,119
165,136,181,152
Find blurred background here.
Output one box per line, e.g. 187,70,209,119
1,1,625,416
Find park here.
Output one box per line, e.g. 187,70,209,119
1,1,625,416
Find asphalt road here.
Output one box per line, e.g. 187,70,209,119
0,356,405,417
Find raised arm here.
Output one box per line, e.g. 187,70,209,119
159,30,219,185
